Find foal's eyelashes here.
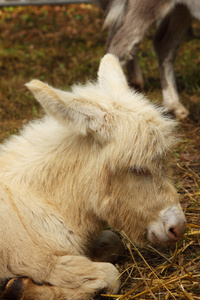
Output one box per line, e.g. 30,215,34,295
128,167,150,176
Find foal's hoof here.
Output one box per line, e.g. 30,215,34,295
90,230,126,263
0,277,30,300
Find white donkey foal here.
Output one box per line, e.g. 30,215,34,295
0,54,186,299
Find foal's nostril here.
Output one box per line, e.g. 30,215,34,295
168,227,178,240
167,221,187,241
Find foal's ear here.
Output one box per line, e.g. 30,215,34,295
98,54,129,92
25,80,113,144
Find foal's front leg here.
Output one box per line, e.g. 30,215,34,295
47,255,120,299
1,255,120,300
153,4,191,119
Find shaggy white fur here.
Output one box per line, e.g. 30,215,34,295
0,54,186,299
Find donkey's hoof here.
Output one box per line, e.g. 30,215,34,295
174,104,189,120
1,277,30,300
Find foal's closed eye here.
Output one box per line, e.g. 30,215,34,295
128,167,150,176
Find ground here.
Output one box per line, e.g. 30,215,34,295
0,3,199,299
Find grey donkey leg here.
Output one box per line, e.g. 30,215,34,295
153,4,191,119
106,0,175,89
126,56,144,91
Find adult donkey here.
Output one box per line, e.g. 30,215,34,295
94,0,200,119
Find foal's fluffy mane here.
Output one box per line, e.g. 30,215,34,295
72,79,178,153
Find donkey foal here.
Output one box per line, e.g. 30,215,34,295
0,54,186,299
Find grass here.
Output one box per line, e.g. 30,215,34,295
0,3,199,299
